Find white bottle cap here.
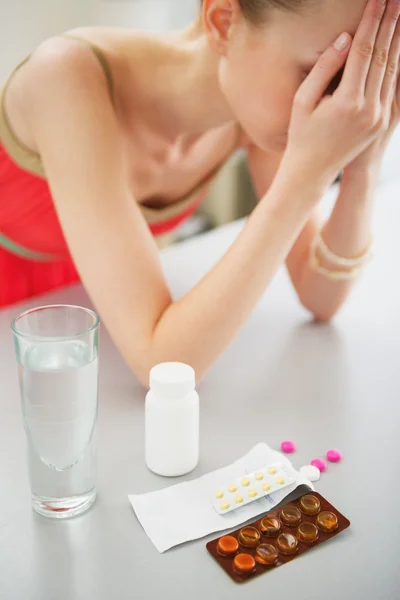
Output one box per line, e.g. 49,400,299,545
149,362,196,400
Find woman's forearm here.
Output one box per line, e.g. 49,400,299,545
293,167,378,321
143,165,323,383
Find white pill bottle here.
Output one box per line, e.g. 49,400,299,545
145,362,199,477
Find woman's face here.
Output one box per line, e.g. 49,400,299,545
218,0,369,152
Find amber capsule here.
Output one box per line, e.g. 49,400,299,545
217,535,239,557
276,533,299,556
260,517,281,538
297,522,319,544
255,544,279,566
280,505,302,527
299,495,321,516
317,511,339,533
233,553,256,575
238,526,261,548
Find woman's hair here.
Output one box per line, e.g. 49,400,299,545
201,1,315,25
240,1,311,22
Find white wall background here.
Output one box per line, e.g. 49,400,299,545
0,0,199,80
1,0,398,181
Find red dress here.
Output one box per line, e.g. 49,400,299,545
0,141,204,309
0,36,239,309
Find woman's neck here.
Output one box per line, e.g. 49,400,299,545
134,24,235,142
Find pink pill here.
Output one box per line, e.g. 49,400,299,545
310,458,327,472
326,449,342,463
281,440,296,453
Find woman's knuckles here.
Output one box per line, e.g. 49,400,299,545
355,40,374,60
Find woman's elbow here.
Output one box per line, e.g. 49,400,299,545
311,310,337,323
131,352,208,390
300,299,340,323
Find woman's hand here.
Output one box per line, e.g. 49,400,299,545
283,0,400,191
343,63,400,179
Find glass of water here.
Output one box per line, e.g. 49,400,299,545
12,305,100,519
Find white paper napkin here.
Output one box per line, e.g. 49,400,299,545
129,443,313,553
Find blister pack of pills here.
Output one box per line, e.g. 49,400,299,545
207,492,351,583
212,463,296,515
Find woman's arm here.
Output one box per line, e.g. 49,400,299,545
246,144,374,322
249,0,400,322
286,169,377,322
25,40,322,386
27,0,398,384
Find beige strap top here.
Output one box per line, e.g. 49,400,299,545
0,34,241,228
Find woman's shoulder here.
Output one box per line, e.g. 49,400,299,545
13,27,155,116
10,27,139,96
22,32,116,91
2,33,125,157
5,35,107,108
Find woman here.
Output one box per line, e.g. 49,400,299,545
1,0,399,384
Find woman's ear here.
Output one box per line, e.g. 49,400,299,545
203,0,238,55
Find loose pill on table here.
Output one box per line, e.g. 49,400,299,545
300,465,321,482
255,472,264,481
220,501,230,510
310,458,327,472
326,449,343,463
280,440,296,453
215,490,224,499
276,476,285,485
248,488,257,498
241,477,250,487
268,466,277,475
228,484,237,493
235,495,244,504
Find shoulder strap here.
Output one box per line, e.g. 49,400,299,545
0,232,61,262
61,34,115,105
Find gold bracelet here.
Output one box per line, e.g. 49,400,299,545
312,231,373,269
309,251,363,281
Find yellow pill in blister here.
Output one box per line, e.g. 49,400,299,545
276,477,285,485
221,501,230,510
255,472,264,481
248,489,258,498
241,478,250,487
262,483,271,492
268,466,277,475
215,490,224,499
228,484,237,493
235,495,244,504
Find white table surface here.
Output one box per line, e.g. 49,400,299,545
1,179,400,600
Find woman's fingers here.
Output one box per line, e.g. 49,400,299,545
293,33,351,114
365,0,400,104
381,16,400,109
340,0,387,99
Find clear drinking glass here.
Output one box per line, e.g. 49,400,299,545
12,305,100,519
